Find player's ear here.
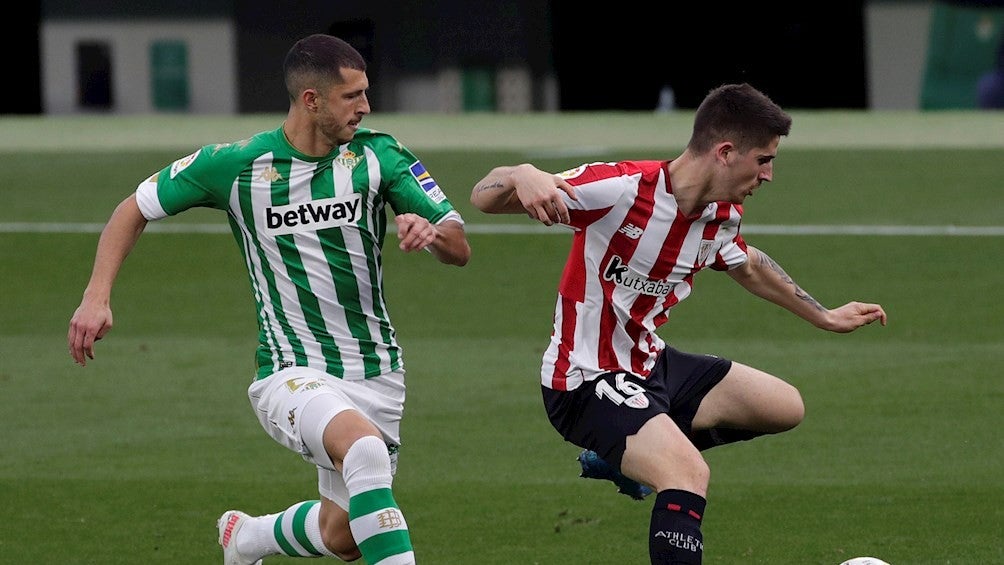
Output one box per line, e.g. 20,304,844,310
713,141,734,165
302,88,319,112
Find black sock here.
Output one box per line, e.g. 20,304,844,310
649,489,706,564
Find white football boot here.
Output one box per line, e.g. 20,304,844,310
217,510,263,565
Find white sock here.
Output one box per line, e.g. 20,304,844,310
237,501,337,559
343,436,414,564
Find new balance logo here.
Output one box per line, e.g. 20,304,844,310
618,223,644,239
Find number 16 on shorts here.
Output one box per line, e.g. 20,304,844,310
595,373,650,409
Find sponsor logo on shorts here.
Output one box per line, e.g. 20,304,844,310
284,377,327,393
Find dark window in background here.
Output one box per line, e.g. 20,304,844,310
77,41,114,109
551,2,868,110
4,0,41,114
330,19,376,74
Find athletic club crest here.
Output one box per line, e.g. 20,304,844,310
697,239,719,266
624,393,649,409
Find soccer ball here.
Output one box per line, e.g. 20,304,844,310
839,558,891,565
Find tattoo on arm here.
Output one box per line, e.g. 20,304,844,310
753,249,826,312
473,179,505,195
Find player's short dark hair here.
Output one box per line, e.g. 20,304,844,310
687,83,792,154
283,34,367,101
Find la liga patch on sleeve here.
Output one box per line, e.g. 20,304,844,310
170,148,201,179
409,161,446,204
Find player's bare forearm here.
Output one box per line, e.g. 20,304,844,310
729,246,830,327
84,196,148,297
395,215,470,266
752,246,826,313
471,164,577,225
470,166,524,214
729,246,887,332
428,220,470,266
68,195,148,365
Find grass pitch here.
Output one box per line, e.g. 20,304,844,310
1,112,1002,564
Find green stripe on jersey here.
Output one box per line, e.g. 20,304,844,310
147,126,459,381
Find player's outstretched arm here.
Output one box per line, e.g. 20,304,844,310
68,194,149,366
727,245,887,333
394,215,470,266
470,164,577,226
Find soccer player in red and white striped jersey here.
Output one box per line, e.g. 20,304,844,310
471,83,887,564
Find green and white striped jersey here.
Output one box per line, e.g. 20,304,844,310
135,126,463,380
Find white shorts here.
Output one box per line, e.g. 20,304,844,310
247,366,405,507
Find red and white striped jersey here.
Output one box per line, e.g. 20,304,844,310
541,160,749,391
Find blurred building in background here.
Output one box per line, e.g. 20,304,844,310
6,0,1004,115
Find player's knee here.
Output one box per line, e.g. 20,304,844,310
658,453,710,496
628,445,710,495
776,388,805,431
693,455,711,486
761,381,804,433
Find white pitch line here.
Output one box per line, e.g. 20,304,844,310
1,222,1003,236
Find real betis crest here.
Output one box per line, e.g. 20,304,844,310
336,149,362,170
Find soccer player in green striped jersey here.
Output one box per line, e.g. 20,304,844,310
68,34,470,564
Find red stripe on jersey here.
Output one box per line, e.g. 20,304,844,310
597,299,619,372
563,161,621,185
651,208,694,280
559,229,589,302
620,164,661,373
712,203,747,269
593,162,661,372
702,204,730,239
625,207,692,374
550,294,578,391
651,277,683,329
567,207,611,233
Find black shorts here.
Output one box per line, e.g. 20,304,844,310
541,345,732,469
